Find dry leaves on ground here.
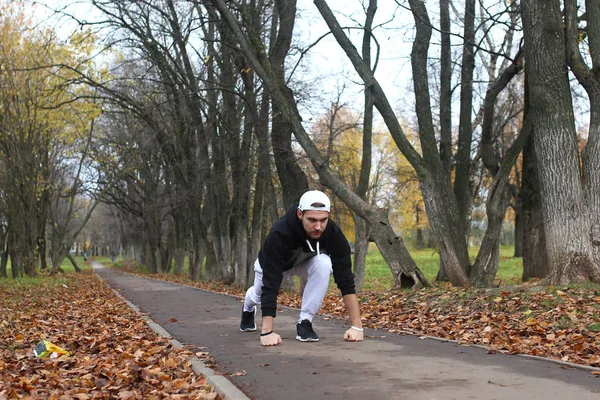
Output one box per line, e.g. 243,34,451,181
0,270,221,399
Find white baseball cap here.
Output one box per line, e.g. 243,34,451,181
298,190,331,212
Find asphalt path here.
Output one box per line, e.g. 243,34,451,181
93,264,600,400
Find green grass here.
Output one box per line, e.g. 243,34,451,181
2,255,90,279
360,246,522,291
588,323,600,332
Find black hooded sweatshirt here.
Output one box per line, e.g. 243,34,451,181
258,205,356,317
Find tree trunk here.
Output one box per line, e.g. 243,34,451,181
270,0,308,208
439,0,452,175
189,233,205,282
521,0,600,284
10,245,21,278
350,0,376,294
352,216,368,292
248,90,272,288
565,0,600,277
368,209,428,288
415,205,424,250
66,253,82,273
513,203,523,257
173,213,186,275
231,57,256,287
453,0,476,231
435,0,452,282
38,234,48,270
521,127,548,280
1,229,9,278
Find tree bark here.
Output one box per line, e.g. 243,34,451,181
66,253,82,273
351,0,377,293
435,0,452,282
439,0,452,175
565,0,600,277
0,228,8,278
521,0,600,284
270,0,308,208
521,130,548,280
513,203,523,257
453,0,476,231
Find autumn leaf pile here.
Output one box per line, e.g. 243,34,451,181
0,270,220,399
319,286,600,368
123,264,600,369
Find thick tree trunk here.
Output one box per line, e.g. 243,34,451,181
10,246,21,278
565,0,600,276
369,209,428,288
189,232,205,282
521,131,548,280
513,204,523,257
522,0,600,284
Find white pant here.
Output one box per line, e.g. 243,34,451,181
243,254,333,322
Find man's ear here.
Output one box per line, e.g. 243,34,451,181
296,209,303,219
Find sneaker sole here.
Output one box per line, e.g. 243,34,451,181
295,335,319,342
240,325,257,332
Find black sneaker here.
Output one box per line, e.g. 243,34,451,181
296,319,319,342
240,307,256,332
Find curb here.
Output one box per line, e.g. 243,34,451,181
93,266,250,400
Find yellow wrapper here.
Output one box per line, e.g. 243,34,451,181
34,340,70,358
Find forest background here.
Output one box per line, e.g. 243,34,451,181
0,0,599,292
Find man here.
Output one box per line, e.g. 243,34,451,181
240,190,364,346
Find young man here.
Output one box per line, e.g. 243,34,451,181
240,190,364,346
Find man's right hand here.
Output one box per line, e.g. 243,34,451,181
260,332,282,346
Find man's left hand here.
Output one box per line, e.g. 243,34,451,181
344,328,364,342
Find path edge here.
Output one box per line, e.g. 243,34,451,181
93,266,250,400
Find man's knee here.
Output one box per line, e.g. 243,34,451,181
308,255,332,278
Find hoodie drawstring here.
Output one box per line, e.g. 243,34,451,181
306,239,321,261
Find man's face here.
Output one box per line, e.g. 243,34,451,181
297,209,329,239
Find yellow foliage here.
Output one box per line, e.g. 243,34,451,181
0,0,101,202
374,130,429,234
308,107,429,239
